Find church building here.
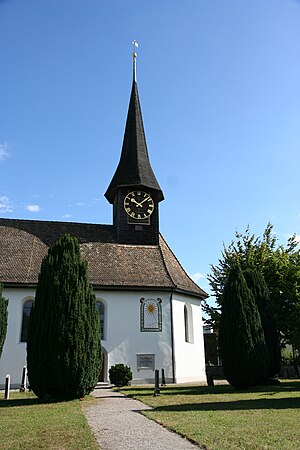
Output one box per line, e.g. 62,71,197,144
0,51,208,388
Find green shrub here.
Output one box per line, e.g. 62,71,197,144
109,364,132,386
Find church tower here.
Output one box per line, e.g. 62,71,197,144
105,49,164,245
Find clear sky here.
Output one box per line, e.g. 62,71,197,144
1,0,300,304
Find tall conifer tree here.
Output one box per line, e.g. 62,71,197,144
0,284,8,358
243,268,281,378
219,263,269,387
27,234,101,400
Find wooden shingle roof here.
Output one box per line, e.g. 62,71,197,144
105,81,164,204
0,218,207,299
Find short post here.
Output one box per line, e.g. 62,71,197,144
153,369,160,396
20,366,27,392
161,368,166,386
206,373,214,386
5,374,10,400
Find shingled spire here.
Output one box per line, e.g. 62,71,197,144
105,52,164,204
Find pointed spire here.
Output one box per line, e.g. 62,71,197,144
105,49,164,204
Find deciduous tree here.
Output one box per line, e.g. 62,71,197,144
205,224,300,353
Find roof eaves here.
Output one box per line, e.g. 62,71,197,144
2,282,38,289
92,284,175,292
173,286,207,301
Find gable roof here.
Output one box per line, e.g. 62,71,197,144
105,81,164,204
0,218,207,299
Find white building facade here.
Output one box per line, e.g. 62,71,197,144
0,287,206,388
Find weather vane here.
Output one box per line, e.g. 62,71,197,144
132,40,139,82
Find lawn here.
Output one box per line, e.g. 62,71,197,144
0,392,98,449
120,380,300,450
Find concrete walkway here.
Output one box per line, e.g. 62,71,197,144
84,386,199,450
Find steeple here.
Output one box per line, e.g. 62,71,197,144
105,45,163,246
105,51,164,204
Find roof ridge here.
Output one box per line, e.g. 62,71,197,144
157,233,176,288
159,233,208,298
0,217,114,227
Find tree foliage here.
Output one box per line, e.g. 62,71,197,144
243,268,280,377
0,284,8,358
27,234,101,400
219,263,269,387
205,223,300,352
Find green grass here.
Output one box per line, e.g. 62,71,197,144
0,392,98,449
120,380,300,450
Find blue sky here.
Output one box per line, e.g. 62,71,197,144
1,0,300,303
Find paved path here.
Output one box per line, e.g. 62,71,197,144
84,386,199,450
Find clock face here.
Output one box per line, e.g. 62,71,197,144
124,191,154,220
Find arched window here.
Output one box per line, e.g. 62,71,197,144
20,299,34,342
96,301,105,340
184,303,194,343
184,305,189,342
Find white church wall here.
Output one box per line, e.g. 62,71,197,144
172,293,206,383
0,287,175,388
0,287,34,389
95,289,174,384
0,287,206,389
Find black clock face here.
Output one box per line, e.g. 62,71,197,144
124,191,154,220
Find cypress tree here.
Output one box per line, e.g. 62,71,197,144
243,268,281,378
27,234,101,400
219,263,269,388
0,284,8,358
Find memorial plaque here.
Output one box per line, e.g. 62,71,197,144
137,354,155,371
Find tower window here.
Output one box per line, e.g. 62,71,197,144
20,299,34,342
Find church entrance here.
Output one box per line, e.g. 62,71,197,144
98,347,108,382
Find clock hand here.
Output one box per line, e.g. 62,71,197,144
130,198,140,206
136,196,150,207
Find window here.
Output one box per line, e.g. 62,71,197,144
184,305,189,342
184,303,194,343
96,301,105,340
20,300,34,342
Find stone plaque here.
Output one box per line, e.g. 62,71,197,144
137,354,155,371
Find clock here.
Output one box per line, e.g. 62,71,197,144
124,190,154,220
